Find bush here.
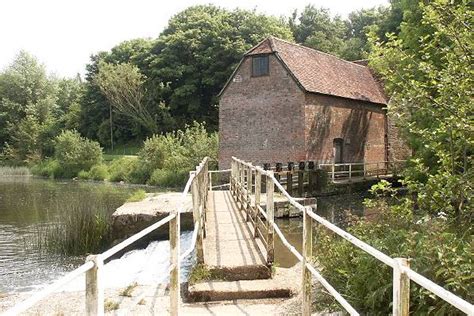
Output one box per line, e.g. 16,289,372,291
31,159,62,178
108,157,137,182
147,168,188,187
54,130,102,177
314,190,473,314
78,164,109,181
126,189,146,202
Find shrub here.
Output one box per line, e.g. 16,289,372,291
314,193,473,314
0,166,31,176
31,159,62,178
77,170,90,180
108,156,137,182
54,130,102,177
87,164,109,181
126,189,146,202
147,168,188,187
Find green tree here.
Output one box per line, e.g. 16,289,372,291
290,5,347,56
369,0,473,224
149,5,293,130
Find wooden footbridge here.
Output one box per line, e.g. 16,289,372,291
5,157,473,315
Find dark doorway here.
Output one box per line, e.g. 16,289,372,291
333,138,344,163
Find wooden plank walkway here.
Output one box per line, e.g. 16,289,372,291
203,190,270,280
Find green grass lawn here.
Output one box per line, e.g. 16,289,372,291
103,143,140,163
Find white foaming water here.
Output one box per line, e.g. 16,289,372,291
60,231,194,292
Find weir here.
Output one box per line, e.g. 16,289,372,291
4,157,473,316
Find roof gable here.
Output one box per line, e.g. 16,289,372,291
243,37,387,105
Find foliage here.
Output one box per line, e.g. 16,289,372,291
54,130,103,178
78,164,109,181
30,159,62,178
126,189,147,202
37,198,112,256
107,156,139,182
315,187,473,314
0,166,31,176
95,61,158,134
138,122,218,186
119,282,138,297
369,0,473,223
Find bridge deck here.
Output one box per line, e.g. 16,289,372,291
204,190,267,271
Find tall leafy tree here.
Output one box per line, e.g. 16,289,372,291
369,0,473,223
149,5,293,130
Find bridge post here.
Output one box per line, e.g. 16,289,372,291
254,169,261,238
298,161,305,197
349,164,352,182
302,206,313,316
266,170,274,265
169,211,180,316
393,258,410,316
191,172,204,263
287,162,293,196
246,166,253,222
85,255,104,316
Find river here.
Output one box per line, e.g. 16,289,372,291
0,176,368,294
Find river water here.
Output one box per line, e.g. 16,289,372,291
0,176,367,294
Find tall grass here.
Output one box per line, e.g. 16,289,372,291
0,166,31,176
35,198,113,256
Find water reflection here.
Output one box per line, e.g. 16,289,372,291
274,193,368,268
0,176,141,292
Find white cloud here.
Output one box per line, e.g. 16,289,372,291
0,0,388,78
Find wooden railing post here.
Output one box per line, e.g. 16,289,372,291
349,164,352,182
191,172,204,263
266,170,274,265
363,162,367,179
246,166,253,221
254,169,261,238
302,206,313,316
393,258,410,316
298,161,305,197
331,163,335,182
85,255,104,316
169,211,180,316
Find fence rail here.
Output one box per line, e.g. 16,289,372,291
231,156,474,316
4,157,211,316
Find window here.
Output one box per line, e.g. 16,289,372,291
252,55,269,77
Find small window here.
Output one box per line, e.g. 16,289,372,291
252,55,269,77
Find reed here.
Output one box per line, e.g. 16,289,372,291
0,166,31,176
34,197,113,256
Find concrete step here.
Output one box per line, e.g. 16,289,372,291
186,267,299,303
186,278,295,302
207,264,271,281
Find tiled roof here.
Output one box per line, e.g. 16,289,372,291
245,37,387,105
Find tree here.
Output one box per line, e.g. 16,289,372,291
290,6,347,56
95,62,159,136
369,0,473,223
149,5,293,130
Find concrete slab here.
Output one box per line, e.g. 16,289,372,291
204,191,269,280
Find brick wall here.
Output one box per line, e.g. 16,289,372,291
387,112,412,161
218,54,306,168
304,94,387,163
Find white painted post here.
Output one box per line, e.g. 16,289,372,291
191,172,204,263
246,166,253,221
349,164,352,182
170,211,180,316
302,206,312,316
266,170,274,264
363,162,367,179
332,163,335,182
254,169,261,238
85,255,104,316
393,258,410,316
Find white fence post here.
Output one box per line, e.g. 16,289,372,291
332,163,335,182
302,206,313,316
393,258,410,316
266,170,274,264
85,255,104,316
349,164,352,182
169,210,180,316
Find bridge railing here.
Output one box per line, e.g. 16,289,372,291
319,160,406,182
4,157,210,316
231,156,473,316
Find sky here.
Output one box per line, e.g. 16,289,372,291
0,0,389,78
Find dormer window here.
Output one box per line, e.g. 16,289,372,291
252,55,269,77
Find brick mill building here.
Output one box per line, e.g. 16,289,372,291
218,37,407,168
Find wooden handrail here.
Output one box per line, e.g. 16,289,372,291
231,157,474,316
